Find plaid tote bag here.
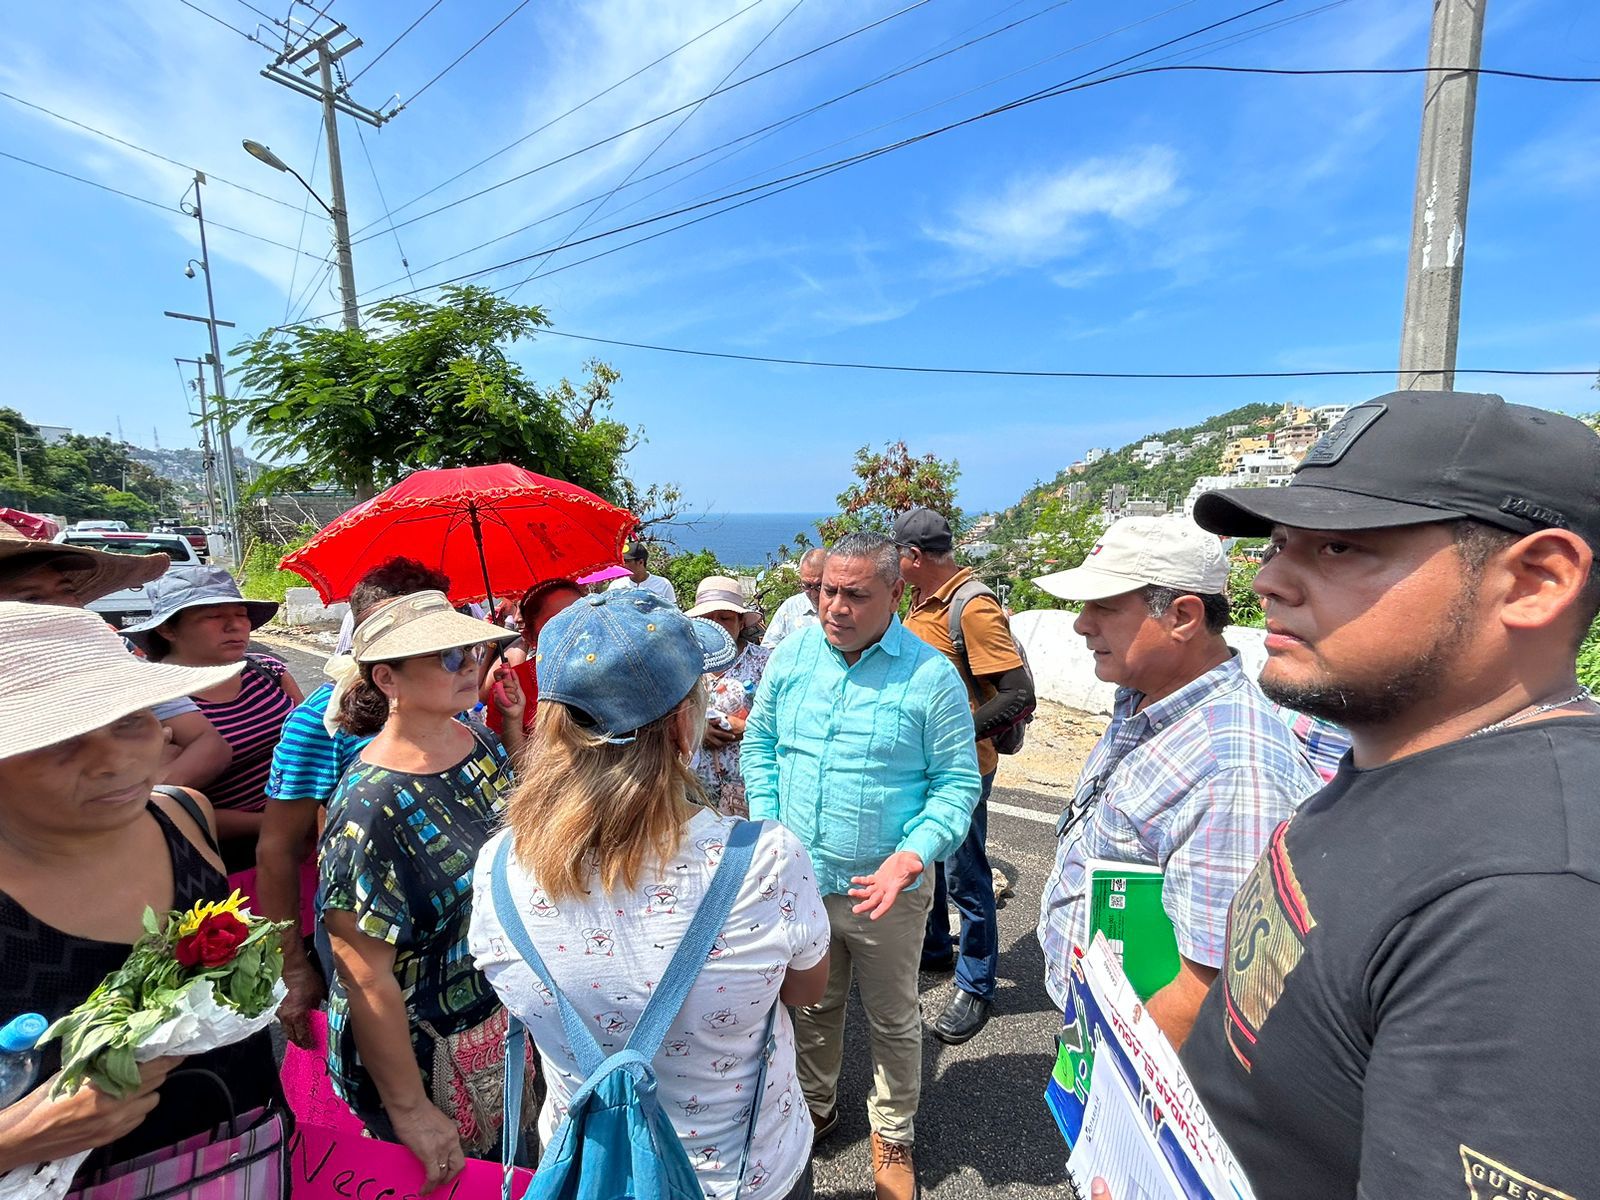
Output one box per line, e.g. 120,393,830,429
66,1071,290,1200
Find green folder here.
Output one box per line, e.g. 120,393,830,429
1085,859,1180,1000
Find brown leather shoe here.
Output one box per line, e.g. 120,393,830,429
870,1131,920,1200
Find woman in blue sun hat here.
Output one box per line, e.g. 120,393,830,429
470,590,831,1200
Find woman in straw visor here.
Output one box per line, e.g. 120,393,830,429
0,602,280,1182
469,590,831,1200
320,591,527,1188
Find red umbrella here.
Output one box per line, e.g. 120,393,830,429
281,464,636,607
0,508,60,540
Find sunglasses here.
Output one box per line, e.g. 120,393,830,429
436,644,485,673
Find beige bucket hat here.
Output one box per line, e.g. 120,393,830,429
0,601,242,758
684,575,755,619
0,524,169,604
352,590,515,664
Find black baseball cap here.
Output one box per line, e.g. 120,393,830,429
622,540,648,562
891,507,955,554
1193,391,1600,550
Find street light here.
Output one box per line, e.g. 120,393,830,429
243,137,359,329
241,139,333,216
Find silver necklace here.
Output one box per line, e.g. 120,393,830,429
1465,687,1593,739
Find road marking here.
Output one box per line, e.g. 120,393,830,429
988,800,1059,826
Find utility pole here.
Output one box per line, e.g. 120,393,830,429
177,356,219,527
166,279,238,559
261,23,386,330
1398,0,1487,392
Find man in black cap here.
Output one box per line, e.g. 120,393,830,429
606,539,678,608
1176,391,1600,1198
893,507,1035,1044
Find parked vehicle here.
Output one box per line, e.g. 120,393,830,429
71,519,130,533
153,521,211,560
50,531,202,627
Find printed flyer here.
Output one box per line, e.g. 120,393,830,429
1045,934,1256,1200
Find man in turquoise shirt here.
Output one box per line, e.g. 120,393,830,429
743,532,980,1200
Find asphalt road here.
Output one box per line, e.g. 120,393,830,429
257,634,1081,1200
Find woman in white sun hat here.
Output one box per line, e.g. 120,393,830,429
686,575,772,817
0,602,282,1186
319,590,528,1189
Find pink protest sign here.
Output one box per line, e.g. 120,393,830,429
281,1012,535,1198
288,1122,534,1200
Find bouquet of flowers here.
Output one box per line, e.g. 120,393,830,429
0,892,291,1200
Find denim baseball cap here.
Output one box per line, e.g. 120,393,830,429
535,590,736,743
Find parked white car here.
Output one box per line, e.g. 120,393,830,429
71,519,131,533
51,531,202,628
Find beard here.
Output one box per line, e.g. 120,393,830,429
1259,579,1478,727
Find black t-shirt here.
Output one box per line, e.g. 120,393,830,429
1180,717,1600,1200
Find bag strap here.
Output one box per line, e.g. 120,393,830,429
731,1003,779,1199
945,577,995,686
625,819,762,1059
502,1016,528,1200
151,786,220,857
490,837,607,1078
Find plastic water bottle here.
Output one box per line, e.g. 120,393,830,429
0,1013,48,1107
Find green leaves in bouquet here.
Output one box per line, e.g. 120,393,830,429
43,904,291,1100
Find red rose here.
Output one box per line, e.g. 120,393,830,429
175,912,250,969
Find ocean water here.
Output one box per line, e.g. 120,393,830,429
663,512,827,568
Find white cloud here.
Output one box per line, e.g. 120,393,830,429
924,146,1183,274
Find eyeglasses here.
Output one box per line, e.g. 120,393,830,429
437,644,484,673
801,581,823,595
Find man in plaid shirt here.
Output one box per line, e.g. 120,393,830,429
1033,517,1325,1046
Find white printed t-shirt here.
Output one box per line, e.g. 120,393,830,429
468,810,827,1200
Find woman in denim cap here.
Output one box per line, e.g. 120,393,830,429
469,591,831,1200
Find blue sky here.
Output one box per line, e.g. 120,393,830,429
3,0,1597,515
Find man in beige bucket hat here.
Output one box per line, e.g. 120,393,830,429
1033,516,1324,1046
0,523,232,790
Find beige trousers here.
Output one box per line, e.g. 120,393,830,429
792,885,933,1145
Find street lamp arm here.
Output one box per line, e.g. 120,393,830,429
284,163,335,216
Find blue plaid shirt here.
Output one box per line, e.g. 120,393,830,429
1037,654,1324,1010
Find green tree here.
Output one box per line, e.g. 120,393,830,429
818,441,962,544
1000,497,1105,611
653,547,733,610
231,286,642,502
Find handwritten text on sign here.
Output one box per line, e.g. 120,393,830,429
289,1120,534,1200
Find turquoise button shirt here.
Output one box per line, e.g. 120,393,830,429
741,618,982,897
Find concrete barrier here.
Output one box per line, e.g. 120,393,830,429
281,586,349,628
1011,609,1269,715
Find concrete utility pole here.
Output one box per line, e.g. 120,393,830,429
1398,0,1487,392
260,23,386,330
176,356,219,526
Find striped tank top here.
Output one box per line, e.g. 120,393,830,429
195,652,295,814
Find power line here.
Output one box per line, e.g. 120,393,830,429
346,0,445,87
503,0,811,300
353,121,416,289
288,0,1328,318
390,0,535,116
281,111,328,324
476,61,1600,296
533,328,1598,380
349,0,770,237
177,0,269,47
0,89,305,211
356,0,1162,290
0,147,328,259
360,0,938,244
291,53,1600,324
